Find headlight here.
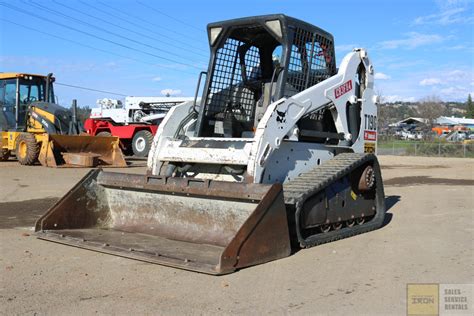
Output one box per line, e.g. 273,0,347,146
209,27,222,46
265,20,282,39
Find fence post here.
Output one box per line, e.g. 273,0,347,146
438,143,441,157
415,143,417,156
392,142,395,155
463,144,466,158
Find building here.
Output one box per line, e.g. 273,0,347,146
388,117,429,128
435,116,474,129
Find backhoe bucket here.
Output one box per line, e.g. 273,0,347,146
38,134,127,167
35,170,291,274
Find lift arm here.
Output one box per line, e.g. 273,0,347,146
248,49,377,182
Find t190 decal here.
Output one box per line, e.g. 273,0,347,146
364,114,377,130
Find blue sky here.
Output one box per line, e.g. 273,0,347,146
1,0,473,107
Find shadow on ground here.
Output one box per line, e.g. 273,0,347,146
385,195,401,211
385,176,474,187
0,198,58,229
380,195,401,228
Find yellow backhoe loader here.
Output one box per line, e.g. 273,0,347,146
0,72,126,167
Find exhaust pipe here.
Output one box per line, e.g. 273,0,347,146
45,73,53,103
70,99,79,135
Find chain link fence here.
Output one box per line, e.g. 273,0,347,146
378,141,474,158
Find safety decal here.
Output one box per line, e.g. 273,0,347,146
364,130,377,141
364,143,376,153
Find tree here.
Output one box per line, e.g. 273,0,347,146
377,103,390,131
467,94,474,118
416,96,444,129
375,89,390,131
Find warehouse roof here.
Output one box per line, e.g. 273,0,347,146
436,116,474,126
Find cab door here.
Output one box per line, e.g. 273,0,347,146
0,79,19,130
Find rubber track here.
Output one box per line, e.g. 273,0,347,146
283,153,386,248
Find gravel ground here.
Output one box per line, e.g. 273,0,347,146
1,156,473,315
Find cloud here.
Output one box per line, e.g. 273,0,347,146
0,56,99,72
152,76,162,82
104,61,118,69
160,89,181,96
379,32,446,49
384,95,417,103
439,86,473,99
376,67,473,102
438,0,465,7
417,68,472,87
413,7,472,25
374,72,391,80
445,44,468,50
413,0,474,26
420,78,442,86
417,69,473,99
446,70,469,79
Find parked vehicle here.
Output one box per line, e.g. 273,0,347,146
444,130,467,142
401,130,422,140
0,72,125,167
84,97,194,156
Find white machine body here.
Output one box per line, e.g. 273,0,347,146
148,49,379,184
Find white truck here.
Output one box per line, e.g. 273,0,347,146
85,96,194,156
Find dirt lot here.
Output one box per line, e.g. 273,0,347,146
1,156,473,315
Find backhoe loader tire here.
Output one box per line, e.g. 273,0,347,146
16,133,39,165
0,148,10,161
132,130,153,157
96,131,112,137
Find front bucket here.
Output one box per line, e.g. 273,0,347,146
35,170,291,274
38,134,127,167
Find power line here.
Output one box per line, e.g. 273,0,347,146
1,19,200,95
25,0,207,63
88,0,205,43
80,0,208,53
0,18,195,74
55,82,128,97
135,1,204,33
52,0,208,57
0,18,149,65
0,2,202,71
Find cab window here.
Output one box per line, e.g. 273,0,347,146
3,79,17,107
1,79,17,129
19,78,45,103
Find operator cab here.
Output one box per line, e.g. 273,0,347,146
0,73,55,130
195,14,337,138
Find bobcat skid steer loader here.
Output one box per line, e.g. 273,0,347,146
35,14,385,275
